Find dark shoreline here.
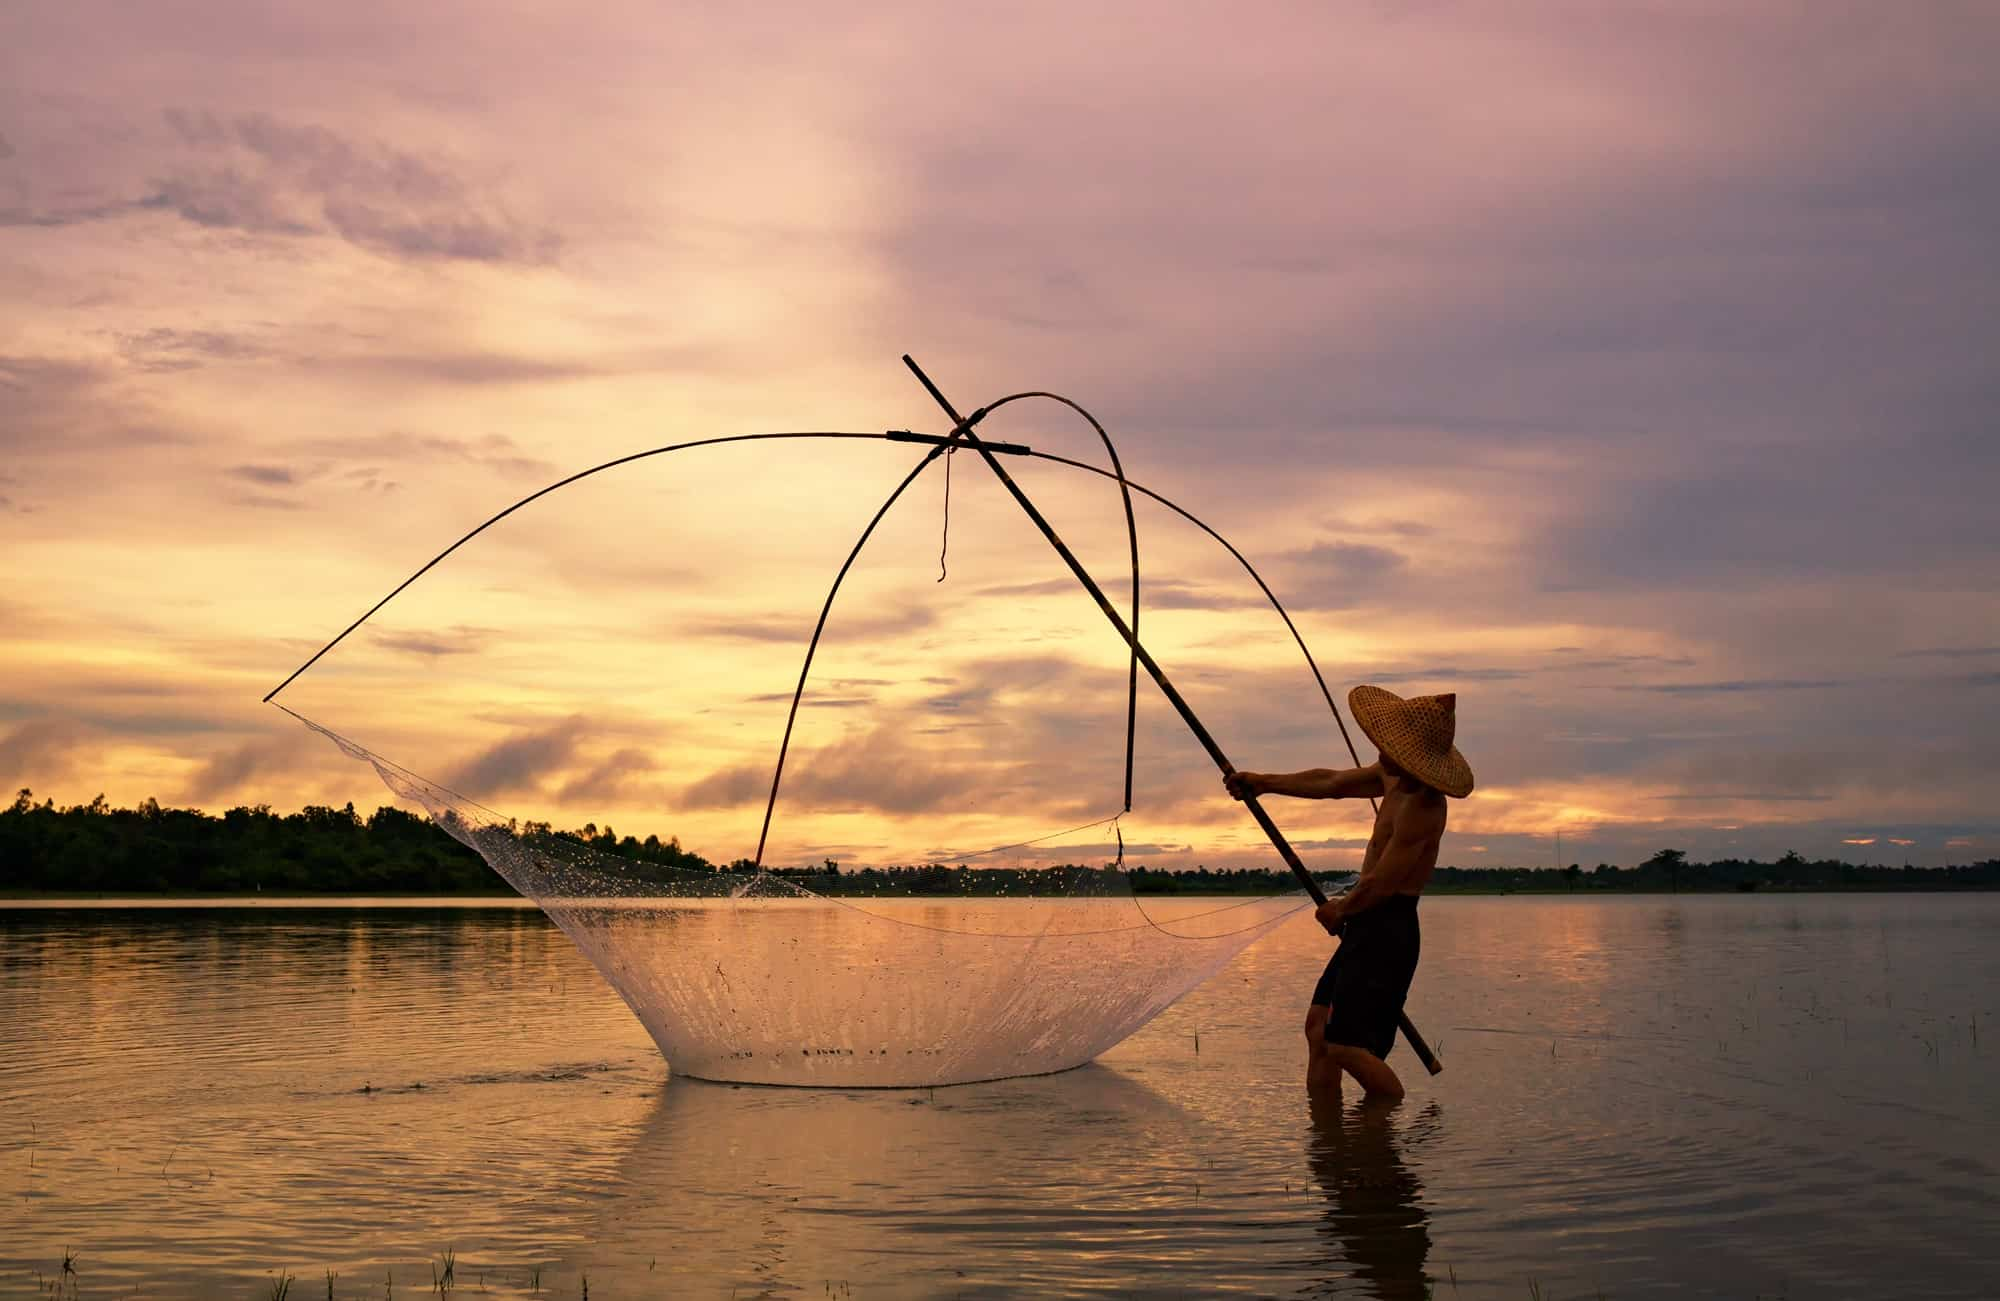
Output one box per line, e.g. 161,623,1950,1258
7,792,1995,896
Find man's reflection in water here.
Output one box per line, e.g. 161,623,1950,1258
1306,1093,1439,1299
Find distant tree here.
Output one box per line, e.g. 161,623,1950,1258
1563,862,1582,891
1643,848,1688,892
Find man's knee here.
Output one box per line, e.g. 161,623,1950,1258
1304,1004,1328,1043
1327,1043,1403,1099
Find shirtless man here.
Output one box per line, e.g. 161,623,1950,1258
1225,686,1474,1102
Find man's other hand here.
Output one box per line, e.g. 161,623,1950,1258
1224,771,1262,801
1315,898,1345,936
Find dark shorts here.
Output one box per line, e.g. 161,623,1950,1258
1312,894,1420,1060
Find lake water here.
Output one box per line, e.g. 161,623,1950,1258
2,894,1995,1298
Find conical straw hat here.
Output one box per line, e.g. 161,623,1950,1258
1347,685,1475,798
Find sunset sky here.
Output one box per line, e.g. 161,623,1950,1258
4,2,1996,872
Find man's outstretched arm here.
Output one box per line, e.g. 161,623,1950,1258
1226,764,1386,801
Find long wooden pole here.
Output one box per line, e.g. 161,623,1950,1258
903,356,1441,1076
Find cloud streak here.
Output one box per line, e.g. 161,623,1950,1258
7,108,561,264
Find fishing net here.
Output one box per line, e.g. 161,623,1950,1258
269,382,1372,1087
297,713,1319,1086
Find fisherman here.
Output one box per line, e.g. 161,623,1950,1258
1225,687,1474,1102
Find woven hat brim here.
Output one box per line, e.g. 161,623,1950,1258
1348,685,1476,798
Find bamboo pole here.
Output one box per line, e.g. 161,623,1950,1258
902,355,1441,1076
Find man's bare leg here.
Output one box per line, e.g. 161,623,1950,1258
1328,1043,1404,1102
1305,1004,1343,1095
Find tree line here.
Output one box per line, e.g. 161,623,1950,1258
3,790,1995,895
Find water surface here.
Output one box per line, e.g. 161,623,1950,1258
2,895,1995,1297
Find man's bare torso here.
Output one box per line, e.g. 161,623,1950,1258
1357,780,1448,900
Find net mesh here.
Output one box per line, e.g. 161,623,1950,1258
297,713,1322,1087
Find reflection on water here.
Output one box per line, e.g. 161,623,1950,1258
0,905,658,1297
575,1066,1196,1294
2,896,1998,1297
1305,1096,1435,1300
